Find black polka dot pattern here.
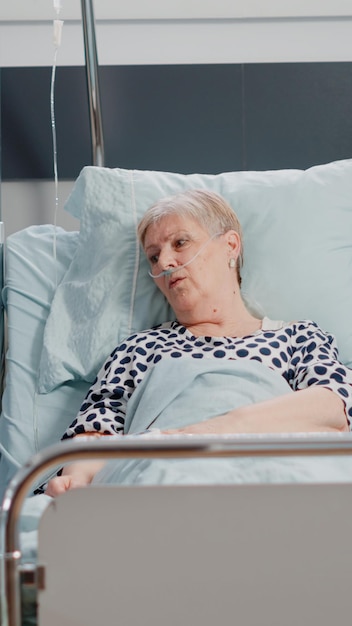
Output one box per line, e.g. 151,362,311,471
63,319,352,439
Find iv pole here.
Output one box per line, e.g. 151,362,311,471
81,0,105,166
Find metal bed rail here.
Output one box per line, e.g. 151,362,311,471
2,432,352,626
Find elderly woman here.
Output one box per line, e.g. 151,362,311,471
46,189,352,496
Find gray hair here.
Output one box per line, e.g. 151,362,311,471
138,189,243,282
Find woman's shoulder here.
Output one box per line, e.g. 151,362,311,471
262,317,326,335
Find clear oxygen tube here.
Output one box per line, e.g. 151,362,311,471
148,232,222,279
51,6,64,286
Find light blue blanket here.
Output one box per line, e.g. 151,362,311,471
93,358,352,486
124,357,292,434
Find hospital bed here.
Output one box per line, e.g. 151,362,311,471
1,2,352,625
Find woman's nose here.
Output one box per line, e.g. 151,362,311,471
157,247,176,270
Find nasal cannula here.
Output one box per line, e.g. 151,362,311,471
148,232,222,279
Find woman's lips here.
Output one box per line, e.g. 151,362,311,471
169,276,185,289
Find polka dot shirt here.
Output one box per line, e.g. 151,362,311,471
64,319,352,438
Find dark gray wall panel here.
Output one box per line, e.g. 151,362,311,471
244,63,352,170
1,62,352,180
100,64,243,175
1,64,243,179
1,67,91,180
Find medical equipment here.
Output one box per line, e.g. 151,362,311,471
50,14,64,277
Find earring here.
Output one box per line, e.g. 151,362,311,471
229,258,236,268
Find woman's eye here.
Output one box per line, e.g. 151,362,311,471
175,239,187,248
149,254,159,265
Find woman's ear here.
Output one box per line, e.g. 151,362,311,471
225,230,241,260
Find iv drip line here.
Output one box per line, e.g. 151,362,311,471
50,16,64,287
53,0,63,14
50,46,58,284
148,232,222,279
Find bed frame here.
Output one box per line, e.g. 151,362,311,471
3,434,352,626
2,2,352,626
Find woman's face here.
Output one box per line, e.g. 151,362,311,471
143,214,239,323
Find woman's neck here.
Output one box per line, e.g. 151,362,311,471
178,298,262,338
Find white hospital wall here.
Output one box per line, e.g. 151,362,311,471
1,181,79,237
2,2,352,68
1,1,352,233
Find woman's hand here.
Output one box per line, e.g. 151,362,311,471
45,433,108,497
45,473,90,497
46,459,106,497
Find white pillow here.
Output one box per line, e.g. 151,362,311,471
38,159,352,393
